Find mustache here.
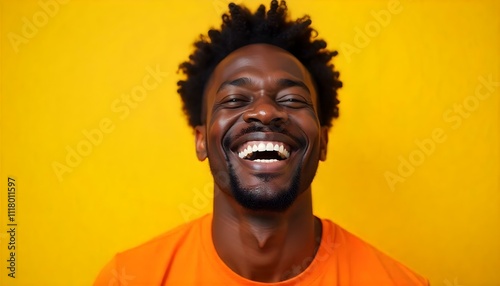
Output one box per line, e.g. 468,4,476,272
223,123,291,149
235,124,291,139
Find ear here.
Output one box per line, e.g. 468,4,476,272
195,125,207,161
319,126,329,161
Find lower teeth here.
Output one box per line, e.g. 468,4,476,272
253,159,278,163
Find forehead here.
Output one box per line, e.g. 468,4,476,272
206,44,314,92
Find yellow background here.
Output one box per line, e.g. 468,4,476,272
0,0,498,285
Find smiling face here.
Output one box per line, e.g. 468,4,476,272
195,44,328,212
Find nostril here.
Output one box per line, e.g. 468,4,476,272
269,118,287,131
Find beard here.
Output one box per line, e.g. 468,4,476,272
226,161,302,212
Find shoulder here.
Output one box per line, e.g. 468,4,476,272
320,218,429,286
93,214,210,286
117,214,208,260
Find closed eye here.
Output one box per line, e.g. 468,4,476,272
284,98,302,102
219,95,250,108
277,95,311,108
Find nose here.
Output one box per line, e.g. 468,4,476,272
242,96,288,127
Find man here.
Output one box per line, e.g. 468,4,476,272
95,1,428,284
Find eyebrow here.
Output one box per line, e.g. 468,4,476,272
276,78,310,94
216,77,310,94
216,77,252,93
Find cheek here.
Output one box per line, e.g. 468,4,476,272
291,109,322,140
206,110,242,152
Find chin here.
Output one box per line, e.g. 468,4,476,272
228,163,302,212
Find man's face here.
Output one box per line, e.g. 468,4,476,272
195,44,328,212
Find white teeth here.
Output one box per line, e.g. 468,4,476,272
258,143,266,152
266,143,274,151
237,142,291,160
273,144,279,151
253,159,279,163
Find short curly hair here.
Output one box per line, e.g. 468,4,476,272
177,0,342,128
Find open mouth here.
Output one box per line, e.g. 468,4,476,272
237,141,290,163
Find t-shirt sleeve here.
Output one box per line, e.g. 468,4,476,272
93,255,118,286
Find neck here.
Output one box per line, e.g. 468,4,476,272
212,187,321,283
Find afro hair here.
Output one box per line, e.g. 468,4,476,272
177,0,342,128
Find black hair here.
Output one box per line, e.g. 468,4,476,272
177,0,342,128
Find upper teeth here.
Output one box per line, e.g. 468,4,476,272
237,142,290,160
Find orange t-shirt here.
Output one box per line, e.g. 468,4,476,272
94,214,428,285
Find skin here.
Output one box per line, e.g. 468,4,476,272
195,44,329,282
